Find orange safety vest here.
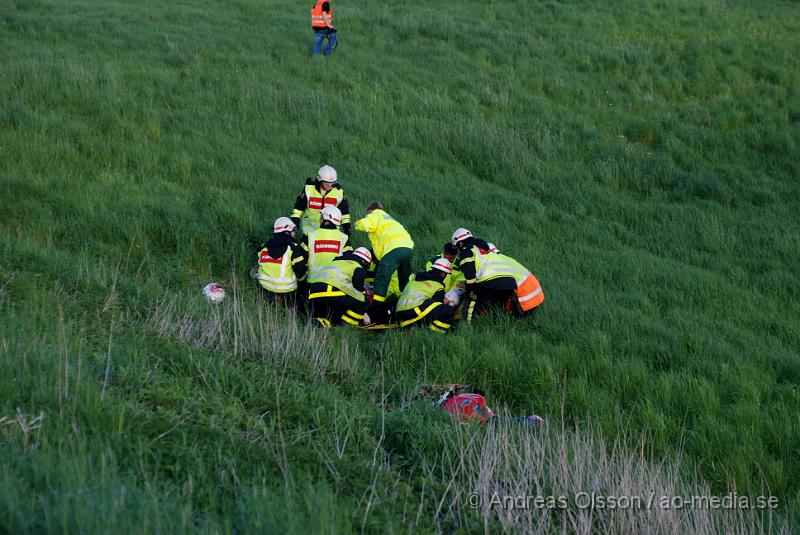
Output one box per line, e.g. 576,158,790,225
311,0,332,28
489,252,544,312
515,273,544,312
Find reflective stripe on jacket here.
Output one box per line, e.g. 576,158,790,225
516,273,544,311
307,228,348,279
496,253,544,311
354,209,414,260
311,0,332,27
396,277,443,312
292,183,345,233
309,258,365,302
472,247,517,283
258,248,298,293
426,255,465,292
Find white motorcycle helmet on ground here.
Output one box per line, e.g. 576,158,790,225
203,283,226,304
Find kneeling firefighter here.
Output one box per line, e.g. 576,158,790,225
256,217,308,308
481,243,544,315
307,247,372,327
394,258,455,334
451,228,543,321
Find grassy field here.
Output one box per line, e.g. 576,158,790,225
1,0,799,532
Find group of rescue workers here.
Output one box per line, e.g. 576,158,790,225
254,165,544,333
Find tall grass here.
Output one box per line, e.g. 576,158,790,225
2,276,788,532
441,418,787,533
1,0,799,530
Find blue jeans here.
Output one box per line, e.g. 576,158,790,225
311,28,338,56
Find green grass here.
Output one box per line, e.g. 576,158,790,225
1,0,799,532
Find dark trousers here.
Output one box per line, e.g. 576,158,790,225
308,283,365,326
363,300,395,327
373,247,413,299
395,298,456,333
465,277,517,321
260,286,306,313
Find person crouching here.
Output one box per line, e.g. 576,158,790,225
394,258,456,334
256,217,308,309
307,247,372,327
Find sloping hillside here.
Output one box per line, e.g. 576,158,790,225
1,0,798,531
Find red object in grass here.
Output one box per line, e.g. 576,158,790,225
441,393,495,423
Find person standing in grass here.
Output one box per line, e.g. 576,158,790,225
355,201,415,322
311,0,337,56
291,165,351,236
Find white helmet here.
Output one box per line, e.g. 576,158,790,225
353,247,372,265
320,205,342,226
487,242,499,253
451,228,472,246
317,165,337,184
432,258,452,274
273,217,296,234
202,283,226,304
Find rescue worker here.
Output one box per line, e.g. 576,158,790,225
451,228,544,321
361,266,402,328
290,165,351,236
493,251,545,315
425,242,465,292
311,0,337,57
354,201,414,320
302,205,351,280
307,247,372,327
452,228,515,321
256,217,308,308
394,258,455,334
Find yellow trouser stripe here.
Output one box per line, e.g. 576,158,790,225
345,310,363,319
360,323,398,330
341,315,359,325
430,325,447,334
432,320,450,329
309,285,346,299
316,318,332,327
467,299,477,321
399,302,440,327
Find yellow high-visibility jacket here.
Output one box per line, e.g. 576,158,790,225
426,255,465,292
354,209,413,260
